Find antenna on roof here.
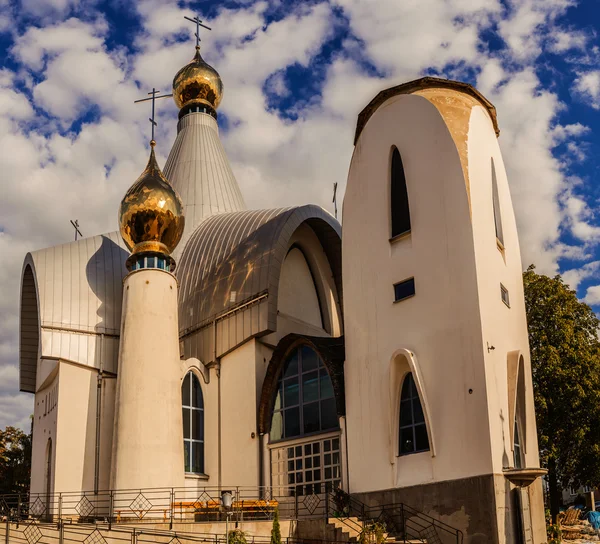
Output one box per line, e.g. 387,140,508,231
332,182,338,220
184,15,212,49
70,219,82,241
134,88,173,144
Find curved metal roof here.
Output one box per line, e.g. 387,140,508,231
176,205,342,362
19,232,129,392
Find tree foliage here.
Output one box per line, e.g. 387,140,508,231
270,506,282,544
0,425,32,495
523,265,600,518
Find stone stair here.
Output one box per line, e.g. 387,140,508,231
327,517,428,543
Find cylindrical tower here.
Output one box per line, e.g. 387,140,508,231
111,140,186,490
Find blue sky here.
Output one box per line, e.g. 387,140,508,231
0,0,599,428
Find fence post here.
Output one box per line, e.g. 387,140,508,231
169,489,174,531
57,494,62,529
131,527,136,544
325,492,329,520
108,491,114,531
400,504,405,543
58,519,64,544
294,493,298,519
5,516,9,544
16,495,21,529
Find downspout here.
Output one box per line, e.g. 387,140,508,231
94,334,104,494
215,319,222,489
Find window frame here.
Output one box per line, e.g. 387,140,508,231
491,158,505,251
393,277,416,303
398,372,430,456
390,146,412,241
182,371,205,475
270,345,339,444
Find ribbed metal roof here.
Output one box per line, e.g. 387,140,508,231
164,112,246,252
176,205,342,362
19,232,128,392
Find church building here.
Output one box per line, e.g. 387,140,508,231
18,36,547,543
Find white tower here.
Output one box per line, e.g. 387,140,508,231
110,140,186,490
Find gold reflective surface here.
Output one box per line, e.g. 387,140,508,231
119,142,185,255
172,47,223,110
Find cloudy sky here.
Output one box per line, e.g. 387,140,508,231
0,0,599,430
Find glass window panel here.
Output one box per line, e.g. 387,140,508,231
394,278,415,302
332,438,339,451
305,457,312,469
319,373,334,399
401,374,412,401
314,469,321,481
183,408,190,439
288,447,294,458
295,459,303,470
306,471,313,482
184,441,191,473
288,460,294,472
192,443,204,473
399,427,415,454
409,374,418,397
313,456,320,467
284,379,299,407
314,483,321,494
284,408,300,438
304,444,311,455
303,372,319,402
412,398,424,423
400,400,413,427
273,389,282,412
313,443,320,454
321,398,338,430
324,453,331,466
192,376,203,408
296,472,303,483
192,409,202,440
303,402,320,434
332,452,340,465
301,346,319,371
271,411,283,441
182,373,191,406
288,473,295,485
295,445,302,456
284,351,299,378
415,424,430,452
324,440,331,452
325,467,332,480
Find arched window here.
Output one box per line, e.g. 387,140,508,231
270,345,338,442
182,372,204,474
513,419,523,468
491,158,504,247
398,373,430,455
391,147,411,238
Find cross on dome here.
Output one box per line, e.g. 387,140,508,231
134,88,173,145
184,15,212,49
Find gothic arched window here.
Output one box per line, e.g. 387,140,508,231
391,147,411,238
491,158,504,247
270,345,338,441
182,372,204,474
398,373,430,455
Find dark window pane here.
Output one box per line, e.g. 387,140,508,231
413,399,424,424
271,411,283,441
303,371,319,403
400,374,412,401
296,458,303,470
324,440,331,452
192,443,204,473
313,456,320,467
400,400,413,427
492,159,504,245
391,147,411,237
183,408,190,439
313,443,320,454
394,278,415,302
305,471,313,482
301,346,319,371
192,409,203,440
314,469,321,481
284,379,299,407
320,373,334,399
288,460,294,472
399,427,415,454
333,452,340,465
284,351,299,378
184,441,191,472
332,438,339,451
321,398,338,430
304,444,311,455
296,472,303,483
303,402,320,434
288,473,295,485
324,453,331,466
314,483,321,494
306,457,312,469
284,408,300,438
295,445,302,456
288,447,294,457
325,467,332,479
182,373,191,406
414,424,430,452
192,375,203,408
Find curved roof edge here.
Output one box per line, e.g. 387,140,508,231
354,76,500,145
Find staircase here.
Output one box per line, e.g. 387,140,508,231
326,493,461,544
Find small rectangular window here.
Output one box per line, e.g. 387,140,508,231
501,284,510,307
394,277,415,303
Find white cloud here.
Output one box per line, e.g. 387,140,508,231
583,285,600,306
573,70,600,109
562,261,600,291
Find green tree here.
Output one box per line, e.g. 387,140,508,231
0,425,32,495
270,506,282,544
523,265,600,520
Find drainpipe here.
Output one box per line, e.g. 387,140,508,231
215,319,222,489
94,334,104,494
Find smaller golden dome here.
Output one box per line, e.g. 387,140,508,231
173,47,223,110
119,142,185,255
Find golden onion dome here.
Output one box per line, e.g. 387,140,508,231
172,47,223,110
119,141,185,256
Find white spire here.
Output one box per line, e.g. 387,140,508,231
163,111,246,251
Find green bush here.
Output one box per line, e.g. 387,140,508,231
359,521,386,544
546,523,561,544
228,529,248,544
271,506,282,544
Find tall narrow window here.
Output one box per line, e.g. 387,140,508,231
398,373,430,455
391,147,411,238
513,420,523,468
491,158,504,247
182,372,204,474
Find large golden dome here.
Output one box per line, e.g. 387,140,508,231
119,142,185,255
173,47,223,110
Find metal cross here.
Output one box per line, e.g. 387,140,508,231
134,88,173,143
184,15,212,48
332,182,338,220
70,219,82,241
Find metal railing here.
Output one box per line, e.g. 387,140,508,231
0,486,463,544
